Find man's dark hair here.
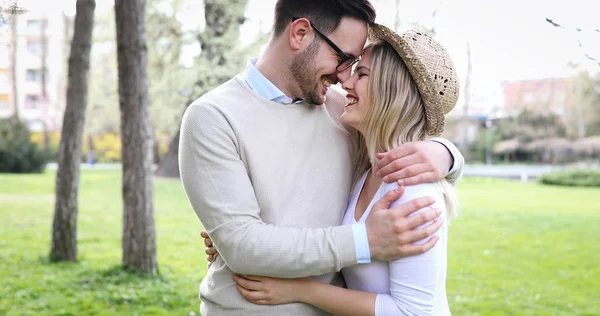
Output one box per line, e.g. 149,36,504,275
273,0,376,37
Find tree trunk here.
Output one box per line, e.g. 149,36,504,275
50,0,96,262
393,0,400,32
155,0,248,179
115,0,157,274
461,42,472,161
10,10,19,119
154,130,179,178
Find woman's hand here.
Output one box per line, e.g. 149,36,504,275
232,274,314,305
200,230,218,262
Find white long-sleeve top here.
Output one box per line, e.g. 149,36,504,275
341,171,451,316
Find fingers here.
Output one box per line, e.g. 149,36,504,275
204,236,213,248
233,274,262,291
205,245,217,262
371,186,405,212
399,171,441,186
200,230,209,238
388,196,436,218
399,235,440,257
241,274,263,281
381,163,435,185
236,284,267,302
205,247,217,256
375,145,416,171
402,214,443,243
404,208,442,228
377,153,421,181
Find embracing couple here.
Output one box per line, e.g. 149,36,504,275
179,0,462,315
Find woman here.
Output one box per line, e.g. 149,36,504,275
206,23,459,315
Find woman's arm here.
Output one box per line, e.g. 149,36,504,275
303,280,377,316
232,184,448,315
233,274,377,316
373,183,448,316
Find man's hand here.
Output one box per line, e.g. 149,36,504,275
201,230,218,262
375,141,453,185
366,187,442,261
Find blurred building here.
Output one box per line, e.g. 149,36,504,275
0,10,71,132
502,78,575,118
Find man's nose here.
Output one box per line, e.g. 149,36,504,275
336,67,352,83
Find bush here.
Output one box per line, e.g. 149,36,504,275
538,169,600,187
0,117,49,173
30,131,61,161
91,133,122,163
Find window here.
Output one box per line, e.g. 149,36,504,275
0,72,8,85
556,91,567,102
25,95,40,109
0,94,8,109
26,69,40,82
27,20,41,30
523,92,535,104
0,45,8,61
26,40,41,55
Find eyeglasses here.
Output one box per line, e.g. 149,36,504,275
292,17,360,73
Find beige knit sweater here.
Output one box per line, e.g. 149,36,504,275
179,75,463,315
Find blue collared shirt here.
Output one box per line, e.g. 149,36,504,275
241,58,373,264
241,58,304,105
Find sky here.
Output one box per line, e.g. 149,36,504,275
241,0,600,109
12,0,600,111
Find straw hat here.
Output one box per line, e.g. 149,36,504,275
368,23,459,136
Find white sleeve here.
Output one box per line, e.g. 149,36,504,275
374,183,447,316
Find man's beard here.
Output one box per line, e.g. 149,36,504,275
289,40,325,105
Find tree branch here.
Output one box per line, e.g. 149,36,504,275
546,17,600,67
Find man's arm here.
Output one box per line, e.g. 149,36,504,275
179,101,356,278
375,139,464,186
429,137,464,185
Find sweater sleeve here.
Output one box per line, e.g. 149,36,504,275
178,101,358,278
374,184,448,316
429,137,464,186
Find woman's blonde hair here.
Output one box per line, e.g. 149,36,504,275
353,40,458,219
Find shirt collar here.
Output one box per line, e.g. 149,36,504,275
241,58,303,104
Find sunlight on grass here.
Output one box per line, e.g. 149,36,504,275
0,172,599,315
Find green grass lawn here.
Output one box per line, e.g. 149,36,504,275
0,171,599,315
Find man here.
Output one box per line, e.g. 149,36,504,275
179,1,463,315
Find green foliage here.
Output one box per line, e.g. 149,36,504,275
29,131,123,163
0,171,202,315
1,173,600,314
193,0,251,97
470,124,502,163
495,110,567,143
0,118,48,173
579,72,600,136
538,168,600,187
30,131,61,161
90,133,122,163
86,0,260,149
146,0,200,137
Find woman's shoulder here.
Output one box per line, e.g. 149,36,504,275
380,181,444,205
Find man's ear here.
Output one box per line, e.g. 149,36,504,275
288,18,313,51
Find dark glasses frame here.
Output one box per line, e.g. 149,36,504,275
292,17,360,73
